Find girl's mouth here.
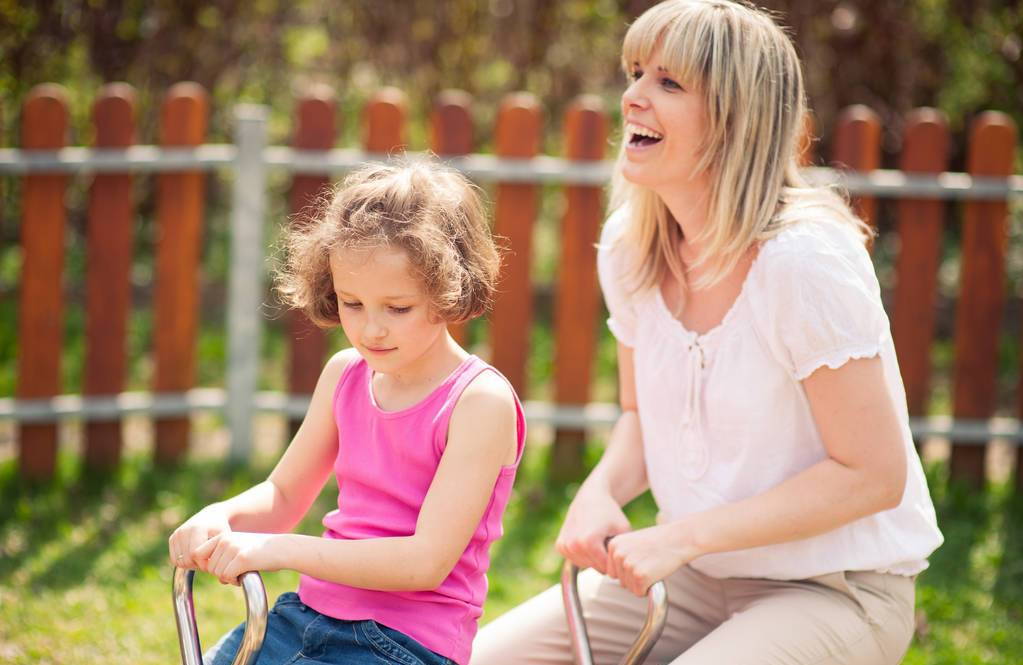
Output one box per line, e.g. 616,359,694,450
626,122,664,147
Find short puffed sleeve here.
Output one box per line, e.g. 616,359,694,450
597,207,639,347
749,221,889,381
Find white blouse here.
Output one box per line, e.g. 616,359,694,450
597,206,943,580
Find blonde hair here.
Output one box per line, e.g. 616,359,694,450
277,159,500,327
611,0,871,291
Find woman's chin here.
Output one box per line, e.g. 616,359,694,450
620,163,657,189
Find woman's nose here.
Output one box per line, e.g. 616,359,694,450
622,79,649,111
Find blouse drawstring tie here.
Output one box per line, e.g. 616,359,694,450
676,338,709,479
680,339,705,432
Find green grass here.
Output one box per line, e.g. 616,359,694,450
0,447,1019,664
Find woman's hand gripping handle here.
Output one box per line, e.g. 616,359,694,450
555,483,632,574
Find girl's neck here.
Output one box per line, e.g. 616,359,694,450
379,332,468,390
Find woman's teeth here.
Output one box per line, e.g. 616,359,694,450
626,122,664,146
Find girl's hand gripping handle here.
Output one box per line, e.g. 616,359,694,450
172,567,268,665
169,506,233,569
560,561,668,665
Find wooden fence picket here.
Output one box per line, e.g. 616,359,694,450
551,96,608,478
286,89,337,437
431,90,474,156
430,89,475,346
488,93,542,395
951,112,1016,488
153,83,209,464
364,87,407,154
83,84,137,470
16,84,69,481
891,109,949,429
832,105,882,234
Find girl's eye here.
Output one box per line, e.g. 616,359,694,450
660,77,683,91
341,301,362,310
390,306,412,314
629,69,643,81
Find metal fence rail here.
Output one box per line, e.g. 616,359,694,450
0,389,1019,445
2,144,1022,198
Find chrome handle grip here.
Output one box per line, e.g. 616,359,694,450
561,561,668,665
172,568,268,665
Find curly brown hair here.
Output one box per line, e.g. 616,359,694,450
276,159,500,328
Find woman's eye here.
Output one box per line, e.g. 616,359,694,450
341,301,362,310
390,306,412,314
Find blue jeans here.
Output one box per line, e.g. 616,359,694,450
206,592,453,665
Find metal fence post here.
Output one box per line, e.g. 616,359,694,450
227,104,269,462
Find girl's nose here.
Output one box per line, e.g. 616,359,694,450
364,315,387,339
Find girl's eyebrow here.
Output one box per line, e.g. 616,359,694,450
336,289,418,300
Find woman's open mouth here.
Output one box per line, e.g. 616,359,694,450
626,122,664,148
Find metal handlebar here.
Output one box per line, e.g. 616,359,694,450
172,567,269,665
561,561,668,665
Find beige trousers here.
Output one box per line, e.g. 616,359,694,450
471,566,915,665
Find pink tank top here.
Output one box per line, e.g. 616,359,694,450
297,354,525,664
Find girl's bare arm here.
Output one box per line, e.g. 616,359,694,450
198,368,519,590
169,349,353,567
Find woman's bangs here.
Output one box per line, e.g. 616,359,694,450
660,23,707,89
621,4,675,73
621,4,704,89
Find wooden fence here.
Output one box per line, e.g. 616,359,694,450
3,81,1021,489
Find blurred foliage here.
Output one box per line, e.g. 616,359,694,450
0,0,1021,161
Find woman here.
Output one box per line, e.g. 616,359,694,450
472,1,942,663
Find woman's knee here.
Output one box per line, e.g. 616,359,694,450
669,573,914,665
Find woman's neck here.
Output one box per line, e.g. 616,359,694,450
655,178,713,265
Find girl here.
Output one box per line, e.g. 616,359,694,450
169,160,525,665
472,2,942,664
